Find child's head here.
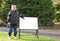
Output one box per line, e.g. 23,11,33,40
11,4,17,11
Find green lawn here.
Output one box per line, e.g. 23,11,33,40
0,32,58,41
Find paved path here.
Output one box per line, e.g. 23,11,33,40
0,27,60,40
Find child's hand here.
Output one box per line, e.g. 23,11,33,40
8,22,10,25
23,18,25,20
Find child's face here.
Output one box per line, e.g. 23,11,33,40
11,5,17,11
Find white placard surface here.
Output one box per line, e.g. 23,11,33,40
19,17,38,29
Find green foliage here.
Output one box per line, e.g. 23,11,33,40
0,0,55,26
55,11,60,22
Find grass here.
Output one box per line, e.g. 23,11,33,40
0,32,58,41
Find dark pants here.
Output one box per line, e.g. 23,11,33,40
8,24,17,37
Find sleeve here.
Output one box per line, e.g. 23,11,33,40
7,12,11,22
18,12,24,18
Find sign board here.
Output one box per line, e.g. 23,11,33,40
19,17,38,29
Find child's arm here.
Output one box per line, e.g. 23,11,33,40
18,13,24,19
7,12,11,22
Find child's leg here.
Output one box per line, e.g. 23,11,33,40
13,24,17,37
8,24,13,36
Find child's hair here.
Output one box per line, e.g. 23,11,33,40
12,3,16,5
11,3,17,8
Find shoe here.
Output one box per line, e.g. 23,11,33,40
8,36,10,39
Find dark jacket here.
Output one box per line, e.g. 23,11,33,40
7,11,24,24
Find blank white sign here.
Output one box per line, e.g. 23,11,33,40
19,17,38,29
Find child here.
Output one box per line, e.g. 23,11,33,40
7,4,24,39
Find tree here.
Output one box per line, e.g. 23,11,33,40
0,0,55,26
